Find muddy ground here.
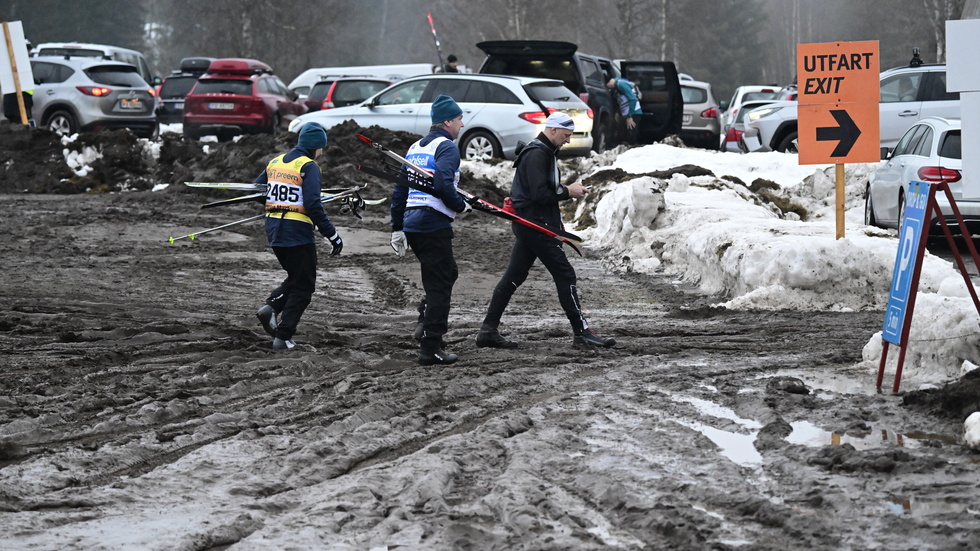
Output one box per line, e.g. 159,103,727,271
1,123,979,550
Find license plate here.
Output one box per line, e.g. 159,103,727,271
175,101,184,109
208,102,234,110
118,98,143,110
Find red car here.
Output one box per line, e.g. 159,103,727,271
182,58,307,140
304,77,393,112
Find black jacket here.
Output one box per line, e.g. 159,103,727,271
510,133,570,230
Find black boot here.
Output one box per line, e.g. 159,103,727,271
476,324,518,349
256,305,277,337
419,348,458,365
574,328,616,347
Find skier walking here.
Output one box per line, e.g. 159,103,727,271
476,112,616,349
389,94,472,365
254,122,343,350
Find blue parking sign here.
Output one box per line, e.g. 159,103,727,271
882,180,931,344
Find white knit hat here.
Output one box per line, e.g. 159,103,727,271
544,112,575,131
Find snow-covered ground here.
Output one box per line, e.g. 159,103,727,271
464,144,980,393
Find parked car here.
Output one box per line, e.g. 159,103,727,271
720,99,776,152
719,85,779,132
30,56,158,138
31,42,158,86
865,117,971,232
155,57,214,124
742,60,960,155
182,58,307,140
678,80,720,149
288,73,593,160
476,41,682,151
288,63,433,100
304,77,393,112
618,61,684,146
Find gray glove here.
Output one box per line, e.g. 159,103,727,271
327,232,343,255
390,231,407,257
456,201,474,221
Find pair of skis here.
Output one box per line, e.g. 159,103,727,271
170,184,383,243
354,134,584,255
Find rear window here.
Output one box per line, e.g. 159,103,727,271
939,130,961,159
743,91,777,102
85,65,148,87
160,76,198,98
333,81,390,103
307,81,336,103
681,86,707,104
192,78,254,95
622,65,669,93
525,82,575,102
482,58,579,92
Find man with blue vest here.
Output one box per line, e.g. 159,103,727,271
389,94,472,365
254,122,343,350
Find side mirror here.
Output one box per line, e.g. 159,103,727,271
290,91,299,101
719,100,729,111
152,76,162,86
880,146,891,160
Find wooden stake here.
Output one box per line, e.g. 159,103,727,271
2,21,28,125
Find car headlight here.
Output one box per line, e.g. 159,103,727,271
746,106,783,122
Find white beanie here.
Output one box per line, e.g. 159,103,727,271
544,112,575,131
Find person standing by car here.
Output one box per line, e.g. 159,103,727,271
475,112,616,349
2,89,33,125
253,122,343,350
440,54,460,73
389,94,472,366
607,77,642,143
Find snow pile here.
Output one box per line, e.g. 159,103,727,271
61,133,102,177
965,411,980,450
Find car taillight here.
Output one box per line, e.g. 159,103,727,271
725,127,743,141
77,86,112,97
518,108,557,124
587,108,594,119
917,166,961,183
701,107,718,118
147,88,157,97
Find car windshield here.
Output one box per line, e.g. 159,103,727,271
939,130,961,159
160,76,198,98
85,66,148,87
525,82,575,102
193,79,253,95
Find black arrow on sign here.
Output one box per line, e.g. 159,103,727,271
816,109,861,157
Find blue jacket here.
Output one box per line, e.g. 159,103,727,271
254,146,337,247
390,128,467,233
614,78,643,116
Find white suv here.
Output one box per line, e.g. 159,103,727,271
741,62,960,155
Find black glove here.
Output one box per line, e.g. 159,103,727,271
327,232,343,255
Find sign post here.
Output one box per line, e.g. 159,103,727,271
0,20,33,125
796,40,880,239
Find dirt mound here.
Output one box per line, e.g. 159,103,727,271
903,368,980,420
0,123,73,193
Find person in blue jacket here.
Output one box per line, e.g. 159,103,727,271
607,77,643,143
253,122,343,350
389,94,472,365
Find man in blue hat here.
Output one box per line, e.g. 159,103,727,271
253,122,344,350
389,94,472,365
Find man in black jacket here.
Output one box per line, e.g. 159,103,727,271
476,112,616,349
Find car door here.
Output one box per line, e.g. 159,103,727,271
872,123,927,225
418,77,486,134
30,61,73,120
879,72,925,151
619,61,683,143
343,78,431,132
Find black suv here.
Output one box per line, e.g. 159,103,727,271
155,57,214,124
477,40,682,150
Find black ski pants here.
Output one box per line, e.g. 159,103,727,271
406,227,458,353
267,243,317,341
483,224,587,334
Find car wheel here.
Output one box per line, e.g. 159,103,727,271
183,124,201,140
864,186,878,227
776,131,799,153
592,119,609,153
47,110,77,136
460,130,500,160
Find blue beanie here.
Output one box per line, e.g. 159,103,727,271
297,122,328,150
430,94,463,124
